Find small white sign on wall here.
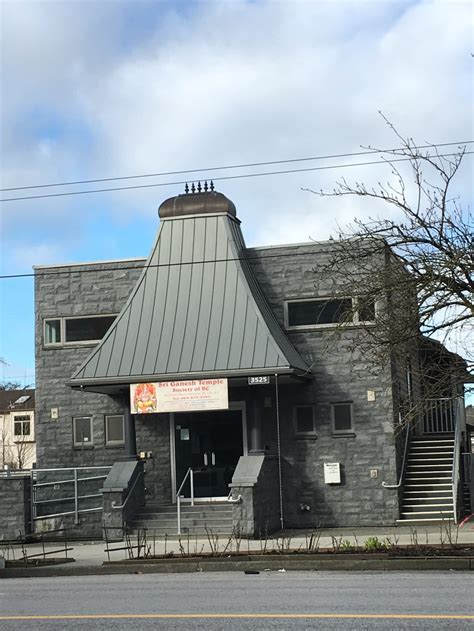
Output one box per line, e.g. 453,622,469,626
324,462,341,484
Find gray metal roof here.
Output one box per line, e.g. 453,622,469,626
70,210,310,387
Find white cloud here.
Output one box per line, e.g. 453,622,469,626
0,0,472,364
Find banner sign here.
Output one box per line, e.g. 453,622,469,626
130,379,228,414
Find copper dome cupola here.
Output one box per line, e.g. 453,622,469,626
159,181,236,219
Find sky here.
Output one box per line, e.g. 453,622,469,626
0,0,472,389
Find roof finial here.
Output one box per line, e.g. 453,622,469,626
204,181,208,192
185,183,189,194
210,180,215,191
197,181,202,193
191,182,196,193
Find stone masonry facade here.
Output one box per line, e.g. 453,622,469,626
34,238,404,529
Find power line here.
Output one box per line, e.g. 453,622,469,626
1,151,472,203
0,246,390,280
1,140,471,193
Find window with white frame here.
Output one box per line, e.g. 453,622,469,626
294,405,316,435
285,297,375,329
13,415,31,438
331,402,354,434
105,415,125,446
73,416,93,447
44,315,116,346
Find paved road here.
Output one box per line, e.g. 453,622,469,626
0,571,473,630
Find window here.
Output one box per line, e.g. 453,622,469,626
331,402,354,434
285,297,375,329
44,315,116,346
14,415,31,437
45,319,61,344
105,415,125,446
73,416,93,447
294,405,316,435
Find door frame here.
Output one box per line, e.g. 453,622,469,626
169,401,248,503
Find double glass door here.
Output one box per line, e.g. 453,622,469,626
175,409,243,498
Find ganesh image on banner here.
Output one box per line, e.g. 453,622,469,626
131,382,158,414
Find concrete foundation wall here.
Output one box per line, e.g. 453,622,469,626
0,476,31,540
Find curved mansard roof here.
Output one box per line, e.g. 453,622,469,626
69,190,310,387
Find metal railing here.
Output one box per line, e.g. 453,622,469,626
382,416,411,489
111,469,144,510
31,466,111,526
176,468,194,535
422,398,456,433
452,401,462,524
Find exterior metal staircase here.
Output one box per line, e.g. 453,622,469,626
398,433,455,523
128,501,234,536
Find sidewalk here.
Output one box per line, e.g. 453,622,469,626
2,520,474,574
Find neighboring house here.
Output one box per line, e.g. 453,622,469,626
32,187,470,534
0,389,36,470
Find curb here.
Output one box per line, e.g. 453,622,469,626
1,555,473,578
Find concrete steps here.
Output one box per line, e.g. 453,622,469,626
128,501,234,536
397,434,455,524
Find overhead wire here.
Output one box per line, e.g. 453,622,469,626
1,140,471,193
1,150,472,203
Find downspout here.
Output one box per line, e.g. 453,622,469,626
275,373,284,530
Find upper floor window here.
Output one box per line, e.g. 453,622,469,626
285,297,375,329
14,415,31,438
44,315,116,346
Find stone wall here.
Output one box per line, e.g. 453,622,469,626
0,476,31,540
247,242,400,527
35,259,145,469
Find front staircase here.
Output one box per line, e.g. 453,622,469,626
398,433,455,523
128,501,234,536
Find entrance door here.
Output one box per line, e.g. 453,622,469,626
174,408,244,498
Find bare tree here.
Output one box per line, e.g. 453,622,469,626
304,116,473,394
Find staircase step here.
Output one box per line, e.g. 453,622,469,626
402,503,453,511
400,510,454,518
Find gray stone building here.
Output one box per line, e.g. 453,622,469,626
31,187,469,536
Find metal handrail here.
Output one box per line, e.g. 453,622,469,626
31,466,112,525
382,415,411,489
452,400,462,524
111,470,144,510
176,468,194,535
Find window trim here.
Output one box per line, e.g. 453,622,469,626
293,405,317,437
13,414,32,440
284,296,376,330
104,414,125,447
331,401,355,435
72,416,94,448
44,314,117,347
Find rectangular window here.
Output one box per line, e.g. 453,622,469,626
287,299,352,327
105,415,125,446
294,405,316,435
44,315,116,346
73,416,93,447
285,297,375,329
331,402,354,434
14,415,31,437
45,319,61,344
65,316,115,343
